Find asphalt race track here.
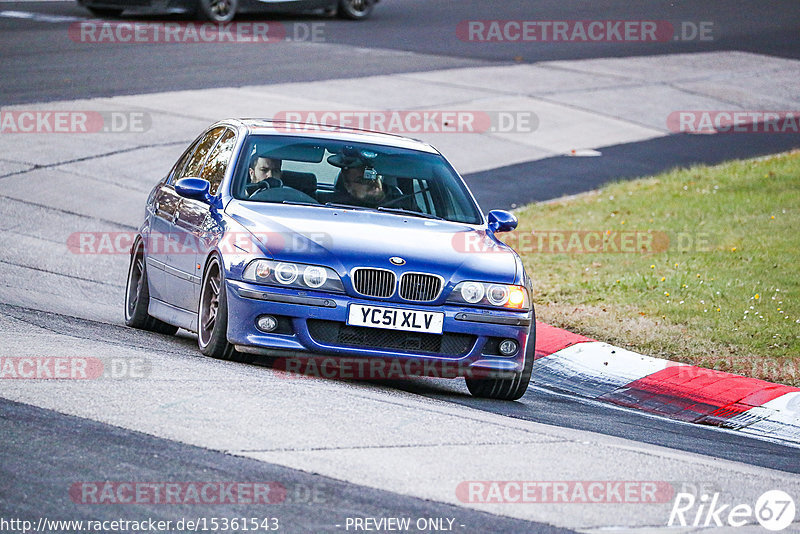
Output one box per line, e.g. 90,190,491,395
2,0,800,104
1,1,800,532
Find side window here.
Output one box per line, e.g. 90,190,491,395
200,129,236,195
167,137,202,184
178,127,226,181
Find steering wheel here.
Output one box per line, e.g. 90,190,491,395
245,178,281,197
381,186,431,208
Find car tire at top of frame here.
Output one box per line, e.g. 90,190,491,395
465,319,535,401
84,7,124,17
196,0,238,22
124,241,179,336
198,254,254,363
337,0,374,20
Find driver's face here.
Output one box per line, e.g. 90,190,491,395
249,157,281,183
343,167,384,201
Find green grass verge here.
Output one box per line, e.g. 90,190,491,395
512,150,800,385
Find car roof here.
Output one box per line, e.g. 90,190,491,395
227,119,440,154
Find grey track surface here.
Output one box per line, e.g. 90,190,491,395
1,0,800,105
0,396,570,534
2,303,799,531
4,302,800,476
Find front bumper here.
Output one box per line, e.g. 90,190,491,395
225,279,533,377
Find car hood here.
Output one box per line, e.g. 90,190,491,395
227,202,519,284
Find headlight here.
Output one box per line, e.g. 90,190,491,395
460,281,484,303
303,266,327,288
243,259,344,293
486,284,509,306
448,281,530,310
275,262,299,285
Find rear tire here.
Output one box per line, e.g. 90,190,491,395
337,0,374,20
465,320,535,401
198,255,254,363
124,241,179,336
196,0,238,22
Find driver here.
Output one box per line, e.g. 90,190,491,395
246,156,283,196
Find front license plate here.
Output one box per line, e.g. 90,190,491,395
347,304,444,334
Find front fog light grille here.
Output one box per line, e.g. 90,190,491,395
307,320,475,357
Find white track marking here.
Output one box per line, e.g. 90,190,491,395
0,9,87,22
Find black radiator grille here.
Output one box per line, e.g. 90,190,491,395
399,273,442,302
352,268,396,298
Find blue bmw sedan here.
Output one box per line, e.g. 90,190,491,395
125,119,535,399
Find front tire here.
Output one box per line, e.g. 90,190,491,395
198,255,253,363
124,241,179,335
196,0,238,22
465,321,535,401
337,0,374,20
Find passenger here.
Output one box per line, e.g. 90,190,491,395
327,153,402,208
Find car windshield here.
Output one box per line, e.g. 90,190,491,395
231,134,483,224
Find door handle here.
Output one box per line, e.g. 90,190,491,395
172,199,183,224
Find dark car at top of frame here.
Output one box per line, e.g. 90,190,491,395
76,0,377,22
124,119,535,400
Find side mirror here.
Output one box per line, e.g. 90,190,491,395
175,177,211,203
487,210,518,233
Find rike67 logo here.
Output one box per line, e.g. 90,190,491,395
669,490,796,531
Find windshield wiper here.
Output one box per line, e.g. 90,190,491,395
283,201,443,221
282,200,324,207
283,200,369,211
323,202,375,211
376,206,444,220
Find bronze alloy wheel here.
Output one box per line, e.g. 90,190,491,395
198,258,222,348
197,255,251,362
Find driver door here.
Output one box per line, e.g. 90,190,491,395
158,126,225,310
173,128,237,312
